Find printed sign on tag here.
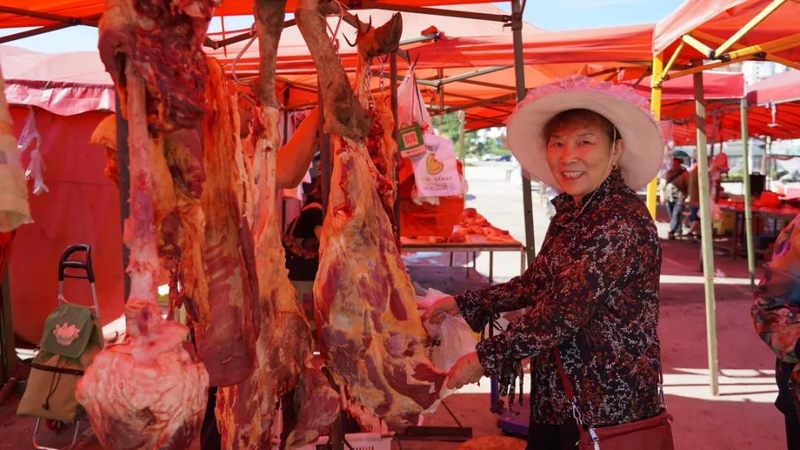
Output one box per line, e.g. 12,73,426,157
397,123,425,158
410,134,463,198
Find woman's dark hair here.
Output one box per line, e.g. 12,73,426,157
542,108,620,143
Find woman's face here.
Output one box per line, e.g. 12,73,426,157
545,121,623,203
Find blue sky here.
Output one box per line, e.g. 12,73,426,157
0,1,684,53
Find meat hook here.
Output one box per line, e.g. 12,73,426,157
231,22,258,87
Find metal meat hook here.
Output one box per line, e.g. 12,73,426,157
231,22,258,87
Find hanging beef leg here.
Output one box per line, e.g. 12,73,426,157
75,60,209,450
295,0,369,141
299,11,443,431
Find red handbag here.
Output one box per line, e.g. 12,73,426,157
554,350,674,450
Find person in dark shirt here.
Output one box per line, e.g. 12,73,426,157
283,175,323,283
424,77,668,450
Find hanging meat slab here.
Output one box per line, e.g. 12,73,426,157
98,0,220,132
315,132,446,430
354,13,402,230
191,56,259,388
76,0,219,447
75,59,209,450
295,0,369,141
76,300,208,449
216,1,336,447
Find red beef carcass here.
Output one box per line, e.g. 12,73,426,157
76,60,209,449
215,1,337,448
76,0,219,447
314,132,446,430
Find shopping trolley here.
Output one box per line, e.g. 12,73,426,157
16,244,103,450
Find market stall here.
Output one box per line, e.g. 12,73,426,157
651,0,800,396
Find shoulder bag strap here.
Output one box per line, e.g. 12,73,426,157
553,348,584,425
665,168,686,186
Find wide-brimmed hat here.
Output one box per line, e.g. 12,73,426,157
505,76,666,191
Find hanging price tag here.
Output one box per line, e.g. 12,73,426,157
397,123,425,158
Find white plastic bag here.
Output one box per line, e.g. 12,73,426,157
417,288,478,398
397,67,433,133
17,106,48,195
409,134,463,199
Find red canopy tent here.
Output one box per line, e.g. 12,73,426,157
744,69,800,141
746,69,800,105
0,45,122,345
0,0,501,28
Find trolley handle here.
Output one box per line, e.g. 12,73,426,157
58,244,95,283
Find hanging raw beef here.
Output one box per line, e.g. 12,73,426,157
301,9,446,430
75,0,219,447
216,1,337,448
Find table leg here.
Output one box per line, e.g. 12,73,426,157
449,252,454,267
489,251,494,284
520,249,525,276
731,212,740,260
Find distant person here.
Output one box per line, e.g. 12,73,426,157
660,157,689,239
752,213,800,449
685,162,701,238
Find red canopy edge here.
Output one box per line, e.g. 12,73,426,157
746,69,800,105
0,1,504,29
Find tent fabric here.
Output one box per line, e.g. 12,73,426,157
628,71,745,101
746,69,800,105
406,23,656,67
0,46,114,116
653,0,800,62
0,0,500,29
7,106,124,345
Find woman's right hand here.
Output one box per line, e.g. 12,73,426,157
422,295,460,324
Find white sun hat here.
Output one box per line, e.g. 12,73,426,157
505,76,666,191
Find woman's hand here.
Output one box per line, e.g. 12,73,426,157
421,295,460,324
446,352,485,390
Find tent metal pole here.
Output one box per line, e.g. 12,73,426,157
740,98,756,288
1,261,15,384
362,4,509,22
511,0,534,265
713,0,787,56
765,136,773,190
115,82,131,302
693,64,719,396
646,55,663,220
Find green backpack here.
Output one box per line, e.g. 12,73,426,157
17,302,104,422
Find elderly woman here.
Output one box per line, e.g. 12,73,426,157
425,77,668,450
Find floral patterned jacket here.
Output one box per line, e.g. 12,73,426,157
752,213,800,417
455,169,662,426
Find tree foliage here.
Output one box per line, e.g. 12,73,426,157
433,112,506,157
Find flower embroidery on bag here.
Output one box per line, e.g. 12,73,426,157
53,322,81,346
